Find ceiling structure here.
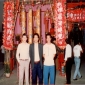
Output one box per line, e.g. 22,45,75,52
20,0,85,9
67,0,85,3
22,0,85,3
19,0,85,5
2,0,85,3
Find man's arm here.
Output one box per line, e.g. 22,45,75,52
64,46,67,62
43,45,45,60
80,45,83,53
81,50,83,53
81,48,83,53
29,44,32,60
53,45,56,58
16,45,20,63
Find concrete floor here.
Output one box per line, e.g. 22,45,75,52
56,62,85,85
0,60,85,85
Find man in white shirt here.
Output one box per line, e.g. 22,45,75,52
73,42,83,80
43,33,56,85
29,33,43,85
16,34,30,85
64,39,72,85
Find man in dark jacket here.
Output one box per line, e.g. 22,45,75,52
29,33,43,85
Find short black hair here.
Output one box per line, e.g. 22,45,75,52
51,37,56,43
22,33,27,37
33,33,39,38
75,41,80,45
46,33,52,38
65,39,70,44
52,37,56,41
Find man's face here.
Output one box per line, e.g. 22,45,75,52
22,36,27,42
34,35,39,43
46,36,51,43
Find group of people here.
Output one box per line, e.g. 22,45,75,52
64,39,83,85
16,33,56,85
16,32,83,85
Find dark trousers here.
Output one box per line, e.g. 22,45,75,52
32,62,43,85
66,57,72,84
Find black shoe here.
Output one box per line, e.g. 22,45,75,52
79,76,82,79
73,78,78,80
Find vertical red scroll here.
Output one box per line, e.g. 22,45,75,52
54,0,66,49
3,1,14,50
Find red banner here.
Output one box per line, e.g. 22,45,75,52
67,9,85,22
54,0,66,49
3,2,14,50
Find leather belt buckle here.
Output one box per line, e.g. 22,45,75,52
20,59,28,61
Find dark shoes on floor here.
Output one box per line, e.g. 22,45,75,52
79,76,82,79
73,76,82,81
65,83,71,85
73,78,78,80
65,84,70,85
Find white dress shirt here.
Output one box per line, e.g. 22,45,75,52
64,44,72,61
73,45,82,57
34,43,40,61
43,43,56,66
16,43,30,63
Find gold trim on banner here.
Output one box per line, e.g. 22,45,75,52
20,3,26,34
28,9,33,44
36,8,40,37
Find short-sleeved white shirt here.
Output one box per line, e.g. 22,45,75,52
73,45,82,57
43,43,56,66
64,44,72,61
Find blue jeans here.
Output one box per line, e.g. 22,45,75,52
43,65,55,85
73,57,81,79
32,62,43,85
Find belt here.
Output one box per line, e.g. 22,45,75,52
34,61,40,64
20,59,28,61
